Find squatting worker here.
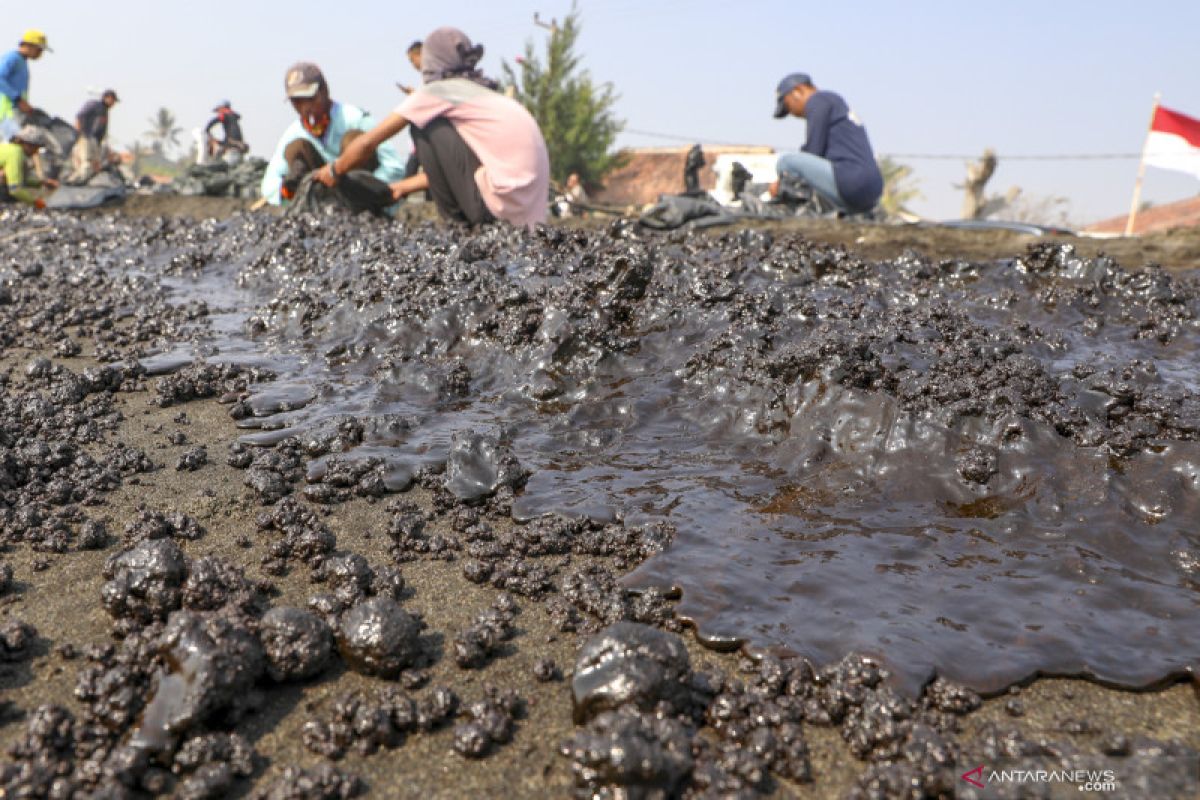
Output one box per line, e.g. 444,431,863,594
0,29,51,140
315,27,549,228
68,89,118,184
771,73,882,214
0,125,59,205
260,62,407,206
205,100,249,159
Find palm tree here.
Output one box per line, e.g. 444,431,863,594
144,108,183,157
877,156,922,220
126,139,144,175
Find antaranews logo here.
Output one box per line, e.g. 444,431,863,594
958,753,1198,798
961,764,1120,793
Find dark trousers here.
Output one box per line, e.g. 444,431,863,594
404,127,420,178
213,139,250,158
412,117,493,226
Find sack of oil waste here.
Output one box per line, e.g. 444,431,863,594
638,194,726,230
638,175,876,230
23,110,77,156
174,157,268,198
284,171,393,217
44,181,125,206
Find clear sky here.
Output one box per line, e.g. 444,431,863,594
18,0,1200,222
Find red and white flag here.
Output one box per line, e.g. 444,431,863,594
1143,105,1200,180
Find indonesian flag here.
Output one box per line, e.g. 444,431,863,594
1144,105,1200,180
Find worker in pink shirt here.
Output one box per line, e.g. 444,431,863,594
315,27,550,227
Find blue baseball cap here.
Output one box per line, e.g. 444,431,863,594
774,72,811,118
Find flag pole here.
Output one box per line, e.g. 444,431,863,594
1125,92,1161,236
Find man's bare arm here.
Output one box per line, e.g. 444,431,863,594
313,112,410,187
389,172,429,201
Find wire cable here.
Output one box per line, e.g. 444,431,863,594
621,127,1150,160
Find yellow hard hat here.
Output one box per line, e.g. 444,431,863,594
20,29,51,52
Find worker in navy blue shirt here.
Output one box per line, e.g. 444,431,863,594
66,89,118,184
770,73,883,214
76,89,118,143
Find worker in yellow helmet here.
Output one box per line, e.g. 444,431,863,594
0,30,51,139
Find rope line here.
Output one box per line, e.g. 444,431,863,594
622,128,1156,161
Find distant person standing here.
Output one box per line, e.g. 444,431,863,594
205,100,249,160
771,72,882,214
76,89,117,144
0,29,51,140
67,88,118,184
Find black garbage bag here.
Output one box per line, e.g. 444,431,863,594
45,182,126,210
335,170,394,213
285,171,394,217
682,144,706,196
730,162,753,197
24,109,77,155
638,194,726,230
638,177,876,232
773,174,839,216
174,158,268,198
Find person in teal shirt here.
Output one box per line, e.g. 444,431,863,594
260,62,407,210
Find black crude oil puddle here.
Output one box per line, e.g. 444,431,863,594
71,214,1200,696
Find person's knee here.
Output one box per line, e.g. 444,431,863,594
777,151,819,175
283,139,306,160
282,139,323,198
410,122,447,173
419,117,463,152
283,138,322,166
776,154,805,181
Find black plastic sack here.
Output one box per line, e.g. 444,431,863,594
44,183,126,210
774,174,838,216
638,177,874,231
285,171,394,217
683,144,706,195
176,158,268,198
730,162,753,197
24,109,77,156
638,194,726,230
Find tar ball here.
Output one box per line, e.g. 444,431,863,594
336,598,423,678
260,606,334,682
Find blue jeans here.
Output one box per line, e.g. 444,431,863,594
776,152,846,210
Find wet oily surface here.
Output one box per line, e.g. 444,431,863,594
8,209,1200,703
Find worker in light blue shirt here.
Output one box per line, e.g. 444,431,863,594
261,61,407,210
1,29,51,141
